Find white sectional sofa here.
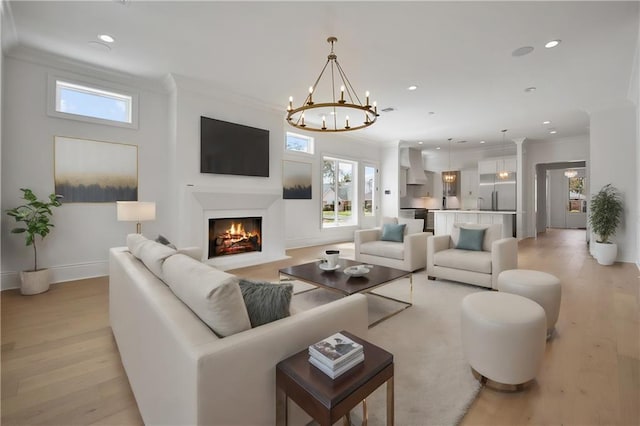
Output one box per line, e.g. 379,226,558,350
109,235,368,425
427,223,518,289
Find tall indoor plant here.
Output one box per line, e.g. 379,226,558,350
6,188,62,294
588,184,623,265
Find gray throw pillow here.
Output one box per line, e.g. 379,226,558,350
381,223,406,242
238,279,293,327
155,234,177,249
456,227,486,251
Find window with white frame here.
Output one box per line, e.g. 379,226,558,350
285,132,314,154
322,157,357,227
49,77,137,128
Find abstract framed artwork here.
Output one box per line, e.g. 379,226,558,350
54,136,138,203
283,160,312,199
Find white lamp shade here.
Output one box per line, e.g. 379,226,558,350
117,201,156,222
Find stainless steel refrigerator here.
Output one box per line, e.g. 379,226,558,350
479,173,516,211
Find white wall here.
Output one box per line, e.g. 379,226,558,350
380,143,400,218
590,104,637,263
283,132,382,249
1,52,171,289
523,135,589,238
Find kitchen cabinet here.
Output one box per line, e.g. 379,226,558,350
399,168,407,197
460,169,478,198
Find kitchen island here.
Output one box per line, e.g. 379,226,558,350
433,210,516,238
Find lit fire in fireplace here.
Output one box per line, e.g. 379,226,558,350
209,217,262,258
223,222,261,245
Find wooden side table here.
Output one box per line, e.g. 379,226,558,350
276,331,394,426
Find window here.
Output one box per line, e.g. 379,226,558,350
568,176,586,213
363,165,376,216
285,132,314,154
48,76,137,128
322,157,356,227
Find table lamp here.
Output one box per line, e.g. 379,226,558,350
116,201,156,234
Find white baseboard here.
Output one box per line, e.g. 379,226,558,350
1,260,108,291
286,235,353,250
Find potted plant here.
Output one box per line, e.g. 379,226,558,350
6,188,62,294
588,184,623,265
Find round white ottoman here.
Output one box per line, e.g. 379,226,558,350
461,292,546,390
498,269,561,338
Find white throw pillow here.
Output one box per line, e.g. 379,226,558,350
162,254,251,337
126,233,148,258
138,240,177,280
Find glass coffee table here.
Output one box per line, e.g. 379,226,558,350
279,259,412,327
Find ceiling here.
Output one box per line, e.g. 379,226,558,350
2,1,638,151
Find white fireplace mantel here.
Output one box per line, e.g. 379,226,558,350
181,185,287,270
190,185,281,211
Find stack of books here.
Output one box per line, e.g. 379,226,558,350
308,332,365,379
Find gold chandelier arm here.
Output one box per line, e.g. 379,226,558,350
335,59,364,106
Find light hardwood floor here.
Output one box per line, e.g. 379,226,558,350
1,229,638,425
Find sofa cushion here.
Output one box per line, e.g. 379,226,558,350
398,218,424,235
359,241,405,261
451,223,501,252
433,248,492,274
238,279,293,327
162,254,251,337
127,233,148,258
456,227,486,251
381,223,406,242
382,216,399,225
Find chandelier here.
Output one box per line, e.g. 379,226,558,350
442,138,457,183
564,169,578,178
286,37,379,132
497,129,510,180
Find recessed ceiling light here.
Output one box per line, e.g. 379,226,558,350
480,140,486,144
418,141,423,145
524,87,537,93
436,147,441,150
543,120,551,125
407,85,418,91
549,129,557,134
545,40,561,49
98,34,115,43
428,111,435,116
512,46,534,57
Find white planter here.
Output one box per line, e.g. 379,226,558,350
20,269,51,295
594,241,617,266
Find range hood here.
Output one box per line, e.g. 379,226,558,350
405,148,427,184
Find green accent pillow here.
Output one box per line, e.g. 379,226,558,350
456,227,486,251
381,223,406,242
238,279,293,327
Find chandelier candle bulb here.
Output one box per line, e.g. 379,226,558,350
340,85,345,103
288,96,293,111
301,113,305,127
374,101,377,114
322,115,326,130
345,115,350,129
365,91,370,106
308,86,313,105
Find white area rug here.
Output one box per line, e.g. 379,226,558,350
291,273,486,426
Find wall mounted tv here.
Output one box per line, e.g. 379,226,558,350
200,116,270,177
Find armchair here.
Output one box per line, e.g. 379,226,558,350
427,223,517,289
355,218,431,272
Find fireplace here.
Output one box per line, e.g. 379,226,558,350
208,217,262,258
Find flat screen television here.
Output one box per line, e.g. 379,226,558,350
200,116,270,177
